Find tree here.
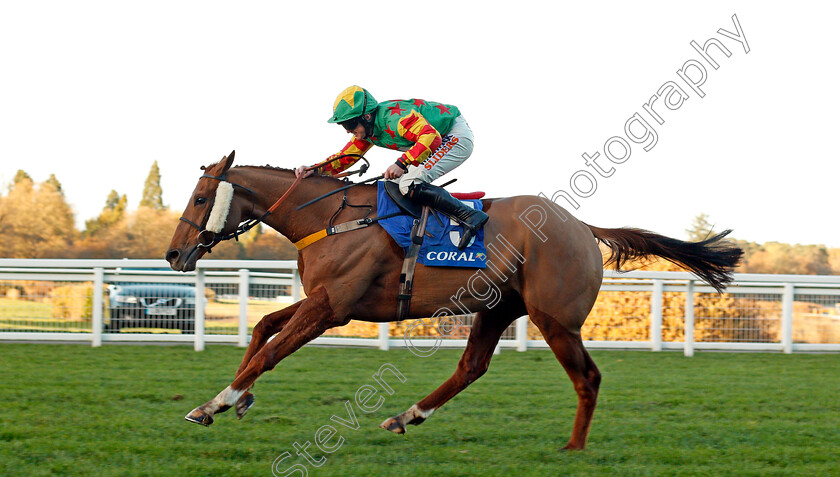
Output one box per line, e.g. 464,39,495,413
731,239,760,273
239,223,263,247
741,242,833,275
45,174,64,195
209,240,246,260
92,207,181,258
686,213,716,242
245,232,298,260
794,245,832,275
83,190,127,237
830,248,840,275
12,170,32,189
104,190,123,210
140,161,165,210
0,175,77,258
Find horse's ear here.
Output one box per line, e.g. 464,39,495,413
222,150,235,173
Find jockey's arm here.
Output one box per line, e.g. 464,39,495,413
395,111,443,170
318,138,373,176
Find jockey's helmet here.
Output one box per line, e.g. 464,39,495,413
328,86,378,124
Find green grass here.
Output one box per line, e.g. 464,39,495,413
0,344,837,476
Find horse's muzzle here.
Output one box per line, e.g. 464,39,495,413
165,248,198,272
165,248,181,270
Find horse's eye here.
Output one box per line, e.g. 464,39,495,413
194,197,208,206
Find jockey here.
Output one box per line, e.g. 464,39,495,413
295,85,489,250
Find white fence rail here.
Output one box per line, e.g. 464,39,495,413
1,259,839,354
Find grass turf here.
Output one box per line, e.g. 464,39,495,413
0,343,837,476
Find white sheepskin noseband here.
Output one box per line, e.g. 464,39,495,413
205,182,234,233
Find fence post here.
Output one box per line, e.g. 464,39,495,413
238,269,250,347
684,280,694,357
650,279,663,351
292,269,302,302
378,322,390,350
92,267,104,348
195,268,205,352
781,283,794,354
516,316,528,352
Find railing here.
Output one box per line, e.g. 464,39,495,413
1,259,838,354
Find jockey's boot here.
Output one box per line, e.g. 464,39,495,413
408,182,489,250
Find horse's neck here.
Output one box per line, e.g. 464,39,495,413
233,167,371,244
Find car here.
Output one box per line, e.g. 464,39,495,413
107,284,201,333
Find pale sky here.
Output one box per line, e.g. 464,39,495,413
2,2,838,247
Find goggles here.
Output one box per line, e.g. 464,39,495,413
340,117,361,132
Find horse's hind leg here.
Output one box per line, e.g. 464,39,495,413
529,308,601,450
228,300,303,419
380,303,521,434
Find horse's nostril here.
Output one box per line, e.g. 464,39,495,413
165,249,180,263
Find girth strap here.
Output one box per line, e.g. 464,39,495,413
294,229,329,250
293,211,404,250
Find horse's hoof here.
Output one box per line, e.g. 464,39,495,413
236,392,255,420
379,417,406,434
185,407,214,427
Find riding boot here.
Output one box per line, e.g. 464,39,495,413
408,182,489,250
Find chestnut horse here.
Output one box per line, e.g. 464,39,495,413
166,152,742,450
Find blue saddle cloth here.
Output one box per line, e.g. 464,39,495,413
376,181,486,268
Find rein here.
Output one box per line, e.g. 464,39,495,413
295,174,383,211
295,154,378,210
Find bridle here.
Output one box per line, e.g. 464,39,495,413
178,172,261,252
179,155,370,252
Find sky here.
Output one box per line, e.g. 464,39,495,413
2,1,838,247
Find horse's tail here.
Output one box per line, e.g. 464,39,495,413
584,224,744,292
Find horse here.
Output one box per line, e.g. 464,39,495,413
165,151,742,450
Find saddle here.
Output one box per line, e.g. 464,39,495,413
383,181,486,320
383,181,486,217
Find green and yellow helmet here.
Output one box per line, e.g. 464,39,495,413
327,86,378,123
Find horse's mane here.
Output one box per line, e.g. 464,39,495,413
238,164,294,173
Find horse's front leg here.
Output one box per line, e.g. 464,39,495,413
185,287,345,426
235,300,303,377
226,300,303,419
